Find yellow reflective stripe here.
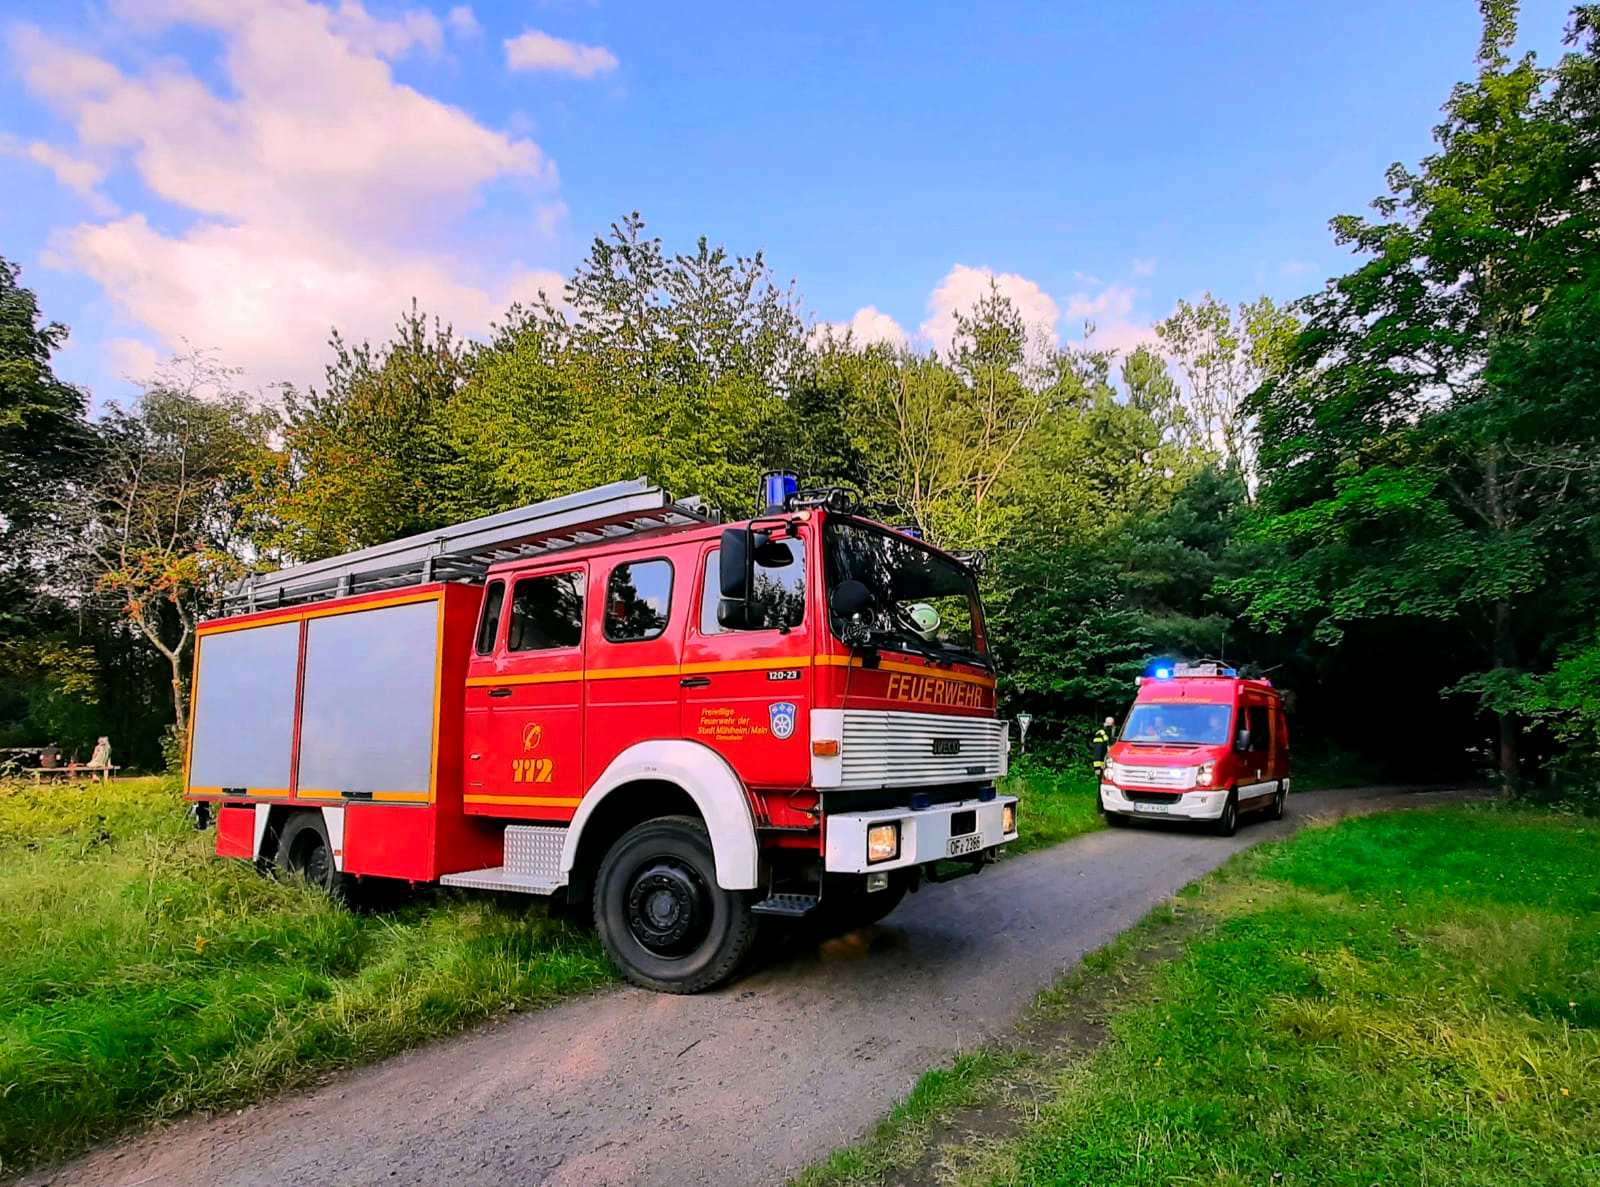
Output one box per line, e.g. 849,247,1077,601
464,794,584,807
372,791,431,803
296,789,343,800
198,590,442,636
466,656,814,687
680,657,812,675
465,671,582,688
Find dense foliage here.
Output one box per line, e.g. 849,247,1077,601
1,3,1595,798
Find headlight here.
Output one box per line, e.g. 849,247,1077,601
867,822,900,864
1103,761,1122,782
1002,802,1017,835
1194,762,1214,786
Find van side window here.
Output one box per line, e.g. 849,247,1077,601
1245,705,1271,751
508,571,585,651
700,544,806,635
475,580,505,654
604,560,673,643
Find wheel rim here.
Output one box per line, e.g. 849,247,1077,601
625,857,711,957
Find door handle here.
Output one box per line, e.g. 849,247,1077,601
488,688,513,698
680,676,712,688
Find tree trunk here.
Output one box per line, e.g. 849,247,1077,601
169,652,187,740
1493,597,1518,786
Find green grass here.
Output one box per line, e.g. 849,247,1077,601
0,778,613,1174
802,806,1600,1186
999,759,1103,855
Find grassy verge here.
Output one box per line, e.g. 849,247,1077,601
999,759,1103,855
799,805,1600,1186
0,778,613,1174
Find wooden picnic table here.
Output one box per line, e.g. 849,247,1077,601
30,765,121,785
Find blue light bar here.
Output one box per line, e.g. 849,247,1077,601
762,470,799,513
1155,667,1172,679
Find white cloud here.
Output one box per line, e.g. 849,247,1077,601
505,29,618,77
10,140,118,215
1131,257,1157,277
920,265,1061,357
12,1,566,389
811,305,908,350
446,6,480,38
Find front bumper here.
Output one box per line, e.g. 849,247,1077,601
1100,783,1230,821
824,795,1018,874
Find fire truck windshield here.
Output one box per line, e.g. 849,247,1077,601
824,520,991,668
1121,703,1233,746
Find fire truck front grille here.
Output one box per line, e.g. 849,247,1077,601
838,711,1007,789
1116,765,1196,790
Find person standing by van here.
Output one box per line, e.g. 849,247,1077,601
1092,717,1115,774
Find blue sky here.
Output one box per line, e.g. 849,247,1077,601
0,0,1578,403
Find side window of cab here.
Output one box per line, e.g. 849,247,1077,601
698,543,806,635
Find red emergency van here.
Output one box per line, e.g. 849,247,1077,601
1097,662,1289,835
183,477,1016,993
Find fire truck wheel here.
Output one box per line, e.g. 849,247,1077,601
275,811,344,898
594,815,757,994
1212,791,1239,837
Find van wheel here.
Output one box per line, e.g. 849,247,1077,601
594,815,756,994
1268,783,1286,821
276,811,344,898
1212,792,1239,837
1104,811,1129,828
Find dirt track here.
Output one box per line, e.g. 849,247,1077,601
23,786,1478,1187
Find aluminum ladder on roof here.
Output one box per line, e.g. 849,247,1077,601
226,477,715,612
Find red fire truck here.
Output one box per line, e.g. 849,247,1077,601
1097,662,1289,836
184,476,1016,992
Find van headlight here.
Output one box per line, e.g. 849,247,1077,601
1002,802,1017,835
1104,760,1123,782
1194,762,1214,786
867,822,901,864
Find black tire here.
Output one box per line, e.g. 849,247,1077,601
1104,809,1130,827
824,873,910,930
276,811,344,897
1212,791,1239,837
1268,783,1286,821
594,815,757,994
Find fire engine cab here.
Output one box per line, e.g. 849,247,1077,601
1098,662,1289,836
183,476,1016,992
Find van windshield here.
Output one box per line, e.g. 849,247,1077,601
823,520,990,669
1122,703,1233,746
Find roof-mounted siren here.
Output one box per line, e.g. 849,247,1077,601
762,470,799,514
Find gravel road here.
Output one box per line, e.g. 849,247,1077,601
23,785,1476,1187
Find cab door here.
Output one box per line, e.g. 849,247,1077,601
680,539,812,790
1237,697,1276,808
586,552,685,776
463,564,587,820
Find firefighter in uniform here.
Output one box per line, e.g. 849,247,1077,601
1092,716,1115,774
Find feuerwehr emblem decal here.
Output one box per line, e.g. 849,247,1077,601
769,701,797,740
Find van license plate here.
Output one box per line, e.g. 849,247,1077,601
948,833,983,856
1138,803,1170,814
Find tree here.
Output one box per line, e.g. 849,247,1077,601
269,305,474,561
1155,293,1296,478
0,256,91,576
74,355,279,740
1238,1,1600,782
444,214,805,519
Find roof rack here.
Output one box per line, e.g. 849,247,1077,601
224,477,715,613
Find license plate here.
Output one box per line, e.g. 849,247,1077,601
948,833,983,856
1137,803,1171,814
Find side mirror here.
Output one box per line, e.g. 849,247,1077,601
717,597,754,631
720,526,753,600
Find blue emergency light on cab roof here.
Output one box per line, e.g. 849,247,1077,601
762,470,799,513
1154,666,1172,679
